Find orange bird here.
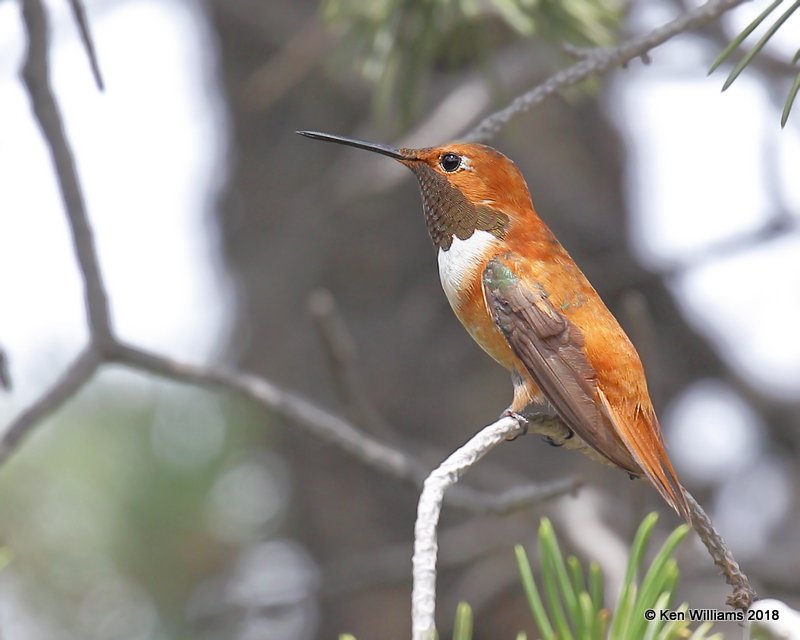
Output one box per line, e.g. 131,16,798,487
298,131,690,522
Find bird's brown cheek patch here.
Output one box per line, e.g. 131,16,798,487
411,163,508,250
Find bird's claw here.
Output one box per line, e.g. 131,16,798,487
542,427,574,447
500,409,529,441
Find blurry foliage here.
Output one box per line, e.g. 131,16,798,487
709,0,800,127
321,0,623,124
0,382,281,638
342,513,721,639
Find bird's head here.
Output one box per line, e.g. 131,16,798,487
297,131,534,250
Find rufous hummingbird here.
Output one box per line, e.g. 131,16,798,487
297,130,690,521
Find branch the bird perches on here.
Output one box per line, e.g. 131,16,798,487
411,413,756,638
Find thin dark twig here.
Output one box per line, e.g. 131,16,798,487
0,346,11,391
465,0,748,142
21,0,113,346
307,288,558,494
661,214,796,278
66,0,104,90
685,490,757,609
0,347,101,465
307,289,400,442
242,18,332,111
324,514,531,599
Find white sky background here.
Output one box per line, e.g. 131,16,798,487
0,0,798,555
614,3,800,398
0,0,229,414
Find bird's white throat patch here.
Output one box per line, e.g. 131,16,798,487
437,230,501,309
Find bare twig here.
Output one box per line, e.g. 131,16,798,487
324,514,534,600
21,0,113,347
306,290,580,502
465,0,748,142
116,342,412,474
663,213,796,277
0,346,11,391
67,0,104,90
242,18,333,111
307,289,400,442
412,414,525,639
0,347,101,465
685,490,757,609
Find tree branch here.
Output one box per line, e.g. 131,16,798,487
412,415,524,639
112,342,578,515
0,346,11,391
0,346,101,465
465,0,748,142
67,0,104,90
21,0,113,346
685,490,757,609
306,288,578,506
307,288,400,442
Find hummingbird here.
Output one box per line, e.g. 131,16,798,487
297,130,690,521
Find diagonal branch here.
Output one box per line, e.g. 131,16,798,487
112,342,579,515
685,490,757,609
0,346,101,465
67,0,104,90
307,289,400,443
21,0,113,346
465,0,748,142
306,288,579,506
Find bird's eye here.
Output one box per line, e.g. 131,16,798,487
440,153,461,172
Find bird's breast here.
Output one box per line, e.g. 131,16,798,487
437,231,500,310
437,231,520,370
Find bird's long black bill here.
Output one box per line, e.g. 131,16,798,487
296,130,407,160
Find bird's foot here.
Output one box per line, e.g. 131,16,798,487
500,409,529,441
542,428,574,447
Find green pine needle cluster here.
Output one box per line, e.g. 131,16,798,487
709,0,800,127
320,0,622,123
340,513,723,640
514,513,720,640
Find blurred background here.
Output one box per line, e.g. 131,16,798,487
1,0,799,637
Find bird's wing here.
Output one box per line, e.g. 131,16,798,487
483,257,689,520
